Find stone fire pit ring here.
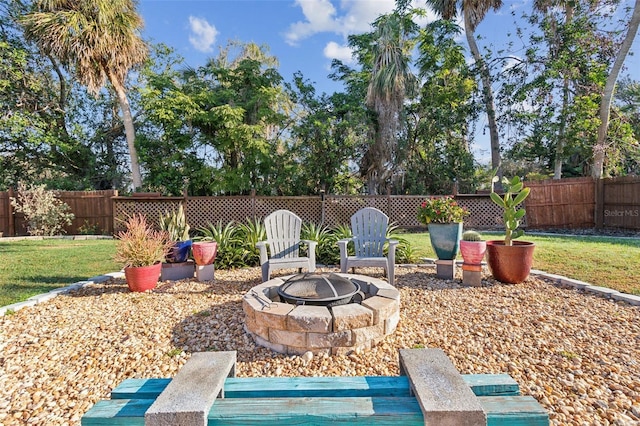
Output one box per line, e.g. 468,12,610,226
242,273,400,356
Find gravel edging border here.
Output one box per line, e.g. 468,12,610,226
2,261,638,316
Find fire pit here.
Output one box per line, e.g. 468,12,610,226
277,273,361,307
242,273,400,356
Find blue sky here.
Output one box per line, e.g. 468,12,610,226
138,0,640,162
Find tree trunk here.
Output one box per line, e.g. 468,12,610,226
592,0,640,179
108,71,143,190
464,13,501,174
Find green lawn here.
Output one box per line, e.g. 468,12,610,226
0,238,119,307
401,231,640,295
1,233,639,307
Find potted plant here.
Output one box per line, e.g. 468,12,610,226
486,174,536,283
417,196,470,260
115,214,172,292
460,230,486,265
159,205,192,263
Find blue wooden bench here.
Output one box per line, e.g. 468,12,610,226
82,350,549,426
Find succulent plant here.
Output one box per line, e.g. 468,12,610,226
462,230,482,241
159,204,191,242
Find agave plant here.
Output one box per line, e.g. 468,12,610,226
237,217,267,266
302,222,337,265
196,221,250,269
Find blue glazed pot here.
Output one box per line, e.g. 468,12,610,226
428,223,463,260
166,240,192,263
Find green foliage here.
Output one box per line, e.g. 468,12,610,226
490,174,531,246
417,196,469,224
10,183,74,236
301,222,339,265
159,205,190,241
196,221,253,269
115,214,172,267
236,218,267,266
78,220,102,235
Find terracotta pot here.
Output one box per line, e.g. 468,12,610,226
428,223,463,260
191,241,218,265
486,240,535,284
460,240,487,265
166,240,192,263
124,263,162,292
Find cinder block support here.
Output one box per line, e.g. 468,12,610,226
145,351,236,426
161,261,195,281
435,260,455,280
399,348,486,426
195,264,215,282
462,264,482,287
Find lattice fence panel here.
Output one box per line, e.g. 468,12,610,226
456,196,510,229
186,197,253,230
254,197,322,224
389,195,424,228
324,196,390,227
113,199,182,233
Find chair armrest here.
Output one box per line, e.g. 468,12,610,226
256,241,269,265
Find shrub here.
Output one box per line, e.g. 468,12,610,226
115,214,172,267
10,183,74,236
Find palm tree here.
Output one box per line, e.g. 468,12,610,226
20,0,148,190
365,12,417,194
425,0,503,176
592,0,640,179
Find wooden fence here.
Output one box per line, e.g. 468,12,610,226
1,177,638,237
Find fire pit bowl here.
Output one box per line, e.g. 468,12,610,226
277,272,360,307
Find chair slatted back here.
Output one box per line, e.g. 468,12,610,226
265,210,302,259
351,207,388,257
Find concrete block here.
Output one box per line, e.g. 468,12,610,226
611,293,640,306
145,351,236,426
269,328,307,347
399,348,486,426
253,302,295,329
332,304,373,331
462,269,482,287
351,322,384,345
195,264,215,282
160,261,195,281
361,296,399,325
436,260,456,280
27,292,60,304
287,305,332,332
584,285,619,298
560,277,591,289
307,330,353,348
1,300,38,315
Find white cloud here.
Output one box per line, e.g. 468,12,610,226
188,16,218,53
323,41,354,64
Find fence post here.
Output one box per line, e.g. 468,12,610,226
594,178,604,229
8,187,15,237
251,189,256,220
320,190,326,225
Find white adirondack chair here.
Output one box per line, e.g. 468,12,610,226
338,207,399,286
256,210,317,282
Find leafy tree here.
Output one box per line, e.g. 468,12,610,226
285,72,367,195
592,0,640,178
402,20,478,194
424,0,503,177
20,0,148,189
364,11,418,194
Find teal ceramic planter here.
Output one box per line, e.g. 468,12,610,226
428,223,463,260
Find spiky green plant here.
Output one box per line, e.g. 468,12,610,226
159,204,190,242
237,217,266,266
196,221,250,269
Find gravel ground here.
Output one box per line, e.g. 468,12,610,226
1,265,639,425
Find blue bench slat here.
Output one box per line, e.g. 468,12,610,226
83,396,548,426
111,374,519,400
81,399,151,426
481,396,550,426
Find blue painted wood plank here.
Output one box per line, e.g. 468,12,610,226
110,374,519,400
84,396,549,426
482,396,550,426
81,399,150,426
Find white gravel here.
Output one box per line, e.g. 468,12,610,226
0,265,638,425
